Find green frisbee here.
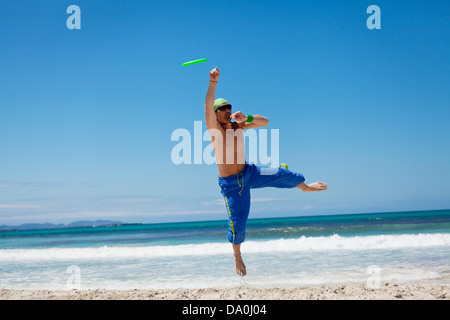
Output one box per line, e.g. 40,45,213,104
182,58,208,66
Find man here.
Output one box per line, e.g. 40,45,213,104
205,67,328,276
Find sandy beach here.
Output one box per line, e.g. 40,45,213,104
1,283,448,300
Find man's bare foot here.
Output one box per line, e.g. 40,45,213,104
232,243,247,276
307,181,328,191
234,255,247,277
297,181,328,192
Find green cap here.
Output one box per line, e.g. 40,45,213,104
214,98,229,111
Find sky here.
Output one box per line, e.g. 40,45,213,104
0,0,449,225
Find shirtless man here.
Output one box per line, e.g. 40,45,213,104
205,67,328,276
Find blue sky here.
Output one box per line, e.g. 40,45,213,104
0,0,449,225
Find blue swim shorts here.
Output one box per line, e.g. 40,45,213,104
218,162,305,245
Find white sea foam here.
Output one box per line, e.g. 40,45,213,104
1,233,449,262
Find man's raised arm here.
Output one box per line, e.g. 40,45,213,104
205,67,220,130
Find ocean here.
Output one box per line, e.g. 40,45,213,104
1,209,450,290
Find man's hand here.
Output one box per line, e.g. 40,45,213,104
209,67,220,82
230,111,248,124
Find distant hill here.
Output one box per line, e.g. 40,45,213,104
0,220,126,231
66,220,124,228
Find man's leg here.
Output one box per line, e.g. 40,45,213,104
250,164,328,192
222,188,250,277
232,243,246,276
250,165,305,189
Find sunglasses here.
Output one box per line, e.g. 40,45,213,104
216,104,232,112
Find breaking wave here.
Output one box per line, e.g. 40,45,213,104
1,233,449,261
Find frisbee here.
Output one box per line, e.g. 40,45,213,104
182,58,207,66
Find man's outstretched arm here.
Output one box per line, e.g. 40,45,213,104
205,67,219,130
